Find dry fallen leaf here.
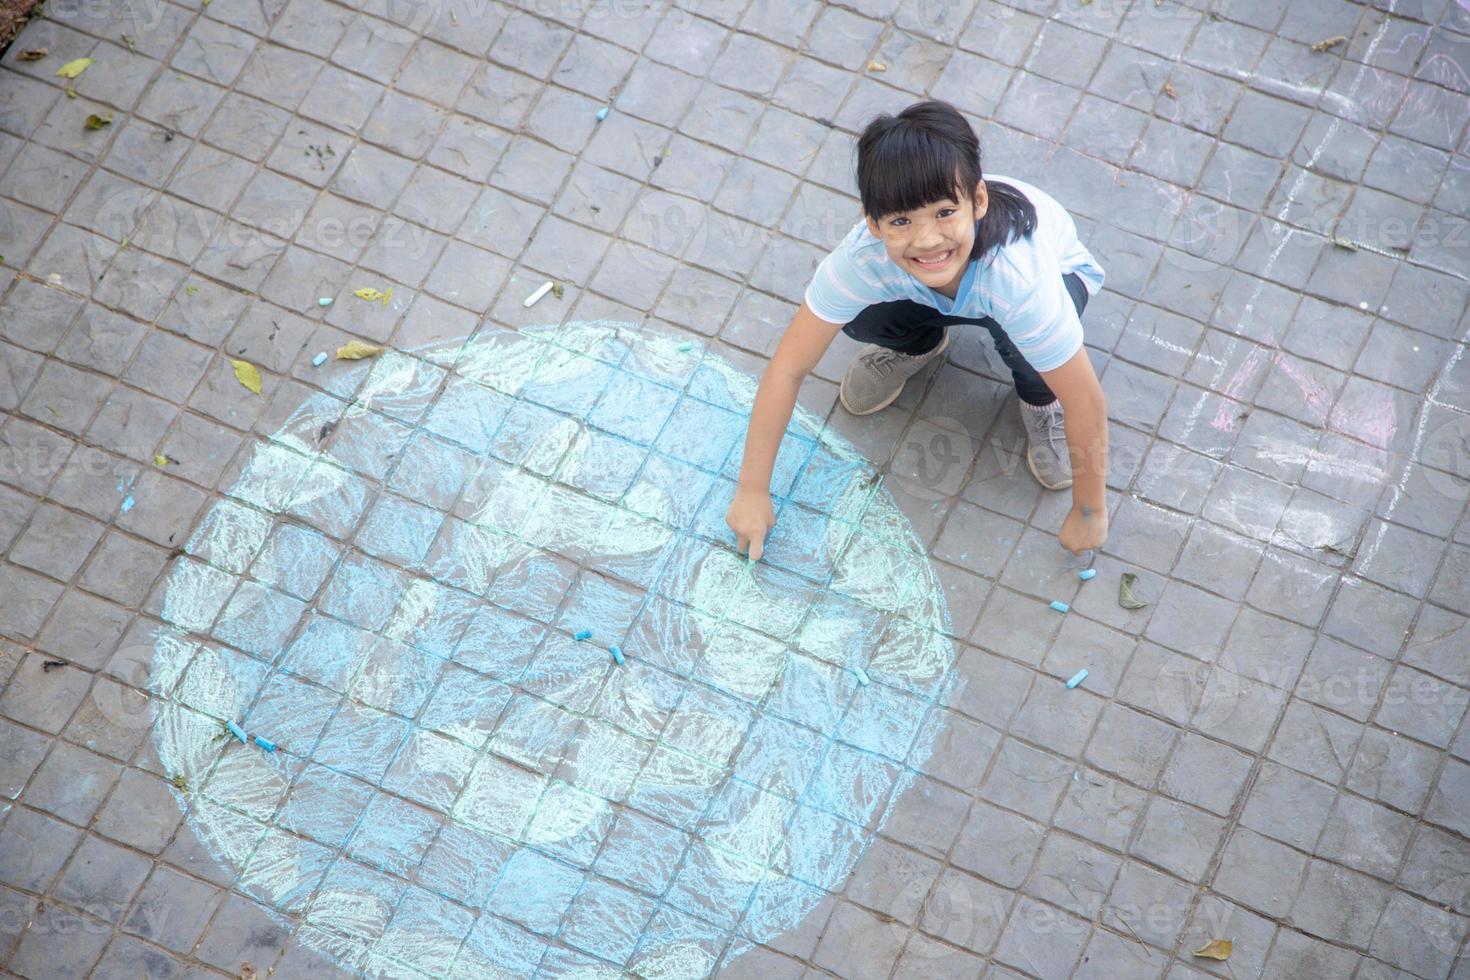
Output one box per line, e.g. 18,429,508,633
239,962,256,980
84,113,113,130
336,340,384,360
1162,81,1178,99
867,60,887,72
1193,939,1232,961
1118,572,1149,610
230,358,263,394
550,281,565,300
56,56,93,78
18,48,47,60
352,286,393,306
1311,34,1348,52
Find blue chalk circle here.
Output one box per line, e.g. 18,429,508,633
1078,568,1097,581
253,734,277,752
226,720,248,744
311,351,328,367
120,494,135,513
1066,668,1089,689
149,321,962,977
1049,600,1070,613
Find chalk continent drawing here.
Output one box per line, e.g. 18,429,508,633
149,321,961,977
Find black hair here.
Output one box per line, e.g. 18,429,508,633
855,100,1037,262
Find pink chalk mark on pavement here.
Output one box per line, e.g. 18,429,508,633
1329,389,1400,450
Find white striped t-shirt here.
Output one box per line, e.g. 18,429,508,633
804,175,1105,373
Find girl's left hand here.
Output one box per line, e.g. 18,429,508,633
1060,504,1107,556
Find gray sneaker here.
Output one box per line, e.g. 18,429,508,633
1020,400,1073,490
839,330,950,416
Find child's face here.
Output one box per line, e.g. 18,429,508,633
865,182,988,294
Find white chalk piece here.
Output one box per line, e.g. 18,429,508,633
253,735,276,752
312,352,328,367
1078,568,1097,581
1049,600,1070,613
609,645,625,665
1066,669,1089,689
227,721,248,744
317,297,332,306
595,106,609,121
523,281,554,308
854,666,870,686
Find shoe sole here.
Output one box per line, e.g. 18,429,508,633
1026,451,1073,491
839,330,951,417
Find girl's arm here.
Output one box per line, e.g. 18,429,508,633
1039,349,1110,554
728,302,846,560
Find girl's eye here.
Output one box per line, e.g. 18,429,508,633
938,208,955,218
890,217,909,227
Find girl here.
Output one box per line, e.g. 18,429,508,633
726,100,1109,561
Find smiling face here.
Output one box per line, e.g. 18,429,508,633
865,181,988,298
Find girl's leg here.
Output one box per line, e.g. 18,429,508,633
838,302,972,415
841,300,961,355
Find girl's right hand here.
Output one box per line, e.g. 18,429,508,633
726,485,776,561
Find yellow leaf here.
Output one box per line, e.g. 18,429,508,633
352,286,393,306
65,86,78,99
1193,939,1232,961
1119,572,1149,610
335,340,384,360
230,358,262,394
56,57,93,79
153,455,169,466
84,112,113,130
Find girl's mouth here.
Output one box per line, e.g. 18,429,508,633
910,249,955,269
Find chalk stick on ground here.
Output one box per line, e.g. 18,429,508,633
226,721,248,744
1049,600,1070,613
312,352,328,367
1078,568,1097,581
253,735,276,752
609,645,625,665
677,341,694,352
1066,669,1089,689
574,629,592,641
523,280,554,307
853,666,870,686
317,297,333,307
595,106,609,121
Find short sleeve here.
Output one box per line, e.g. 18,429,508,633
992,274,1085,373
803,242,886,325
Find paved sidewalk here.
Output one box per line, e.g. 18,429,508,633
1,0,1469,977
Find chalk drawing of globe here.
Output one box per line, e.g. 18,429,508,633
148,320,961,978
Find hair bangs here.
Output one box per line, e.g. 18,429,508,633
858,126,975,220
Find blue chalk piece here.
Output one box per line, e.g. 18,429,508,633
226,721,248,744
609,645,625,665
120,495,135,512
574,629,593,641
853,666,870,686
677,341,694,352
1066,669,1089,689
317,297,332,307
595,106,609,121
312,352,328,367
1078,568,1097,581
253,734,276,752
1049,600,1070,613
